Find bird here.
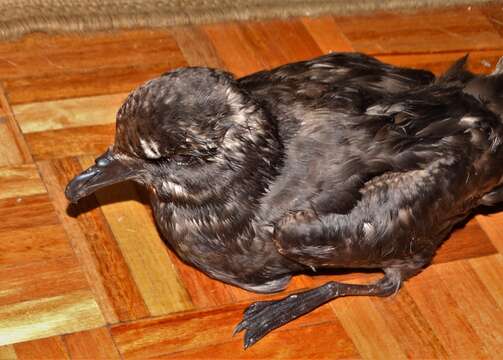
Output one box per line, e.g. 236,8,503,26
65,52,503,349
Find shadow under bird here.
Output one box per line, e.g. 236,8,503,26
65,52,503,348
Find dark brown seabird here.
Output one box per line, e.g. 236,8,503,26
65,53,503,348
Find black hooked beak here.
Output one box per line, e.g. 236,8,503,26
65,149,139,203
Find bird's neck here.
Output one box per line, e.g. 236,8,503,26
161,103,283,219
151,107,285,276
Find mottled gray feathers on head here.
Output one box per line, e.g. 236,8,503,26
114,67,243,160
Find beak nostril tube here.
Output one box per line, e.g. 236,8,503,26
64,149,138,203
95,149,115,167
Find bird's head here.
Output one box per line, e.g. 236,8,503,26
65,67,267,203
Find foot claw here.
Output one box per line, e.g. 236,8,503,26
233,294,310,349
233,320,246,337
243,300,274,317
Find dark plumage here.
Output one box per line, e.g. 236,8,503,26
65,53,503,348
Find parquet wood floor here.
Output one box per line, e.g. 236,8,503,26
1,4,503,359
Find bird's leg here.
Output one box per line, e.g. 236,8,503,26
234,268,403,349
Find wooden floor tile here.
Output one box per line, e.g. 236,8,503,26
301,16,354,54
202,22,269,77
331,294,406,360
111,303,344,359
64,327,121,360
4,63,177,105
0,256,89,307
0,289,105,346
336,7,503,54
0,117,24,167
432,217,497,264
436,260,503,354
469,254,503,309
478,3,503,38
37,158,150,323
162,321,359,359
204,19,323,77
477,212,503,253
0,224,72,268
370,289,449,359
170,26,226,69
13,93,126,134
0,164,46,200
25,124,114,160
14,337,68,360
405,265,490,358
0,30,187,104
168,252,236,309
238,19,323,69
0,194,59,233
0,86,31,166
0,345,17,360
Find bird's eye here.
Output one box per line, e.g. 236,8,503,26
172,154,192,166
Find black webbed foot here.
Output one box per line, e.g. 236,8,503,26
234,291,325,349
234,269,405,349
234,281,346,349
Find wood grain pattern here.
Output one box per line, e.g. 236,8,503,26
477,213,503,252
405,265,490,358
0,164,46,200
162,321,359,359
3,63,179,105
301,16,354,53
370,289,449,359
25,124,114,160
0,116,24,166
432,217,497,264
479,3,503,38
436,260,503,354
0,345,17,360
202,22,268,77
64,327,121,360
37,158,150,323
0,289,105,346
170,26,226,69
335,7,503,54
0,4,502,357
167,250,236,309
14,337,68,360
0,194,59,233
0,30,187,104
469,254,503,309
204,19,323,77
13,93,126,134
0,85,31,166
331,291,407,360
238,19,323,69
0,256,89,307
0,224,72,268
111,303,348,359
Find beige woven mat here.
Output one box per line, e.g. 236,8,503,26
0,0,494,40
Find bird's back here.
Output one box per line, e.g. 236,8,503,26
239,52,435,142
241,54,503,244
